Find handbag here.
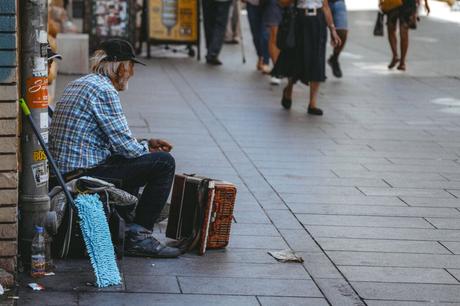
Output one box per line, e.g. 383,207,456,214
50,176,137,259
373,12,384,36
380,0,403,13
276,5,297,50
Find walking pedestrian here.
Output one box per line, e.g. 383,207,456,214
273,0,341,116
246,0,271,73
203,0,232,65
263,0,283,84
225,0,241,44
327,0,348,78
382,0,430,71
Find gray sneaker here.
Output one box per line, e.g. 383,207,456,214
125,224,181,258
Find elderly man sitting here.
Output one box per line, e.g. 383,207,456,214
49,39,181,258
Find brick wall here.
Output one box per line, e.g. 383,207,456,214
0,0,19,287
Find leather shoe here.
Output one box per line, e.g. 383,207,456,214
308,106,323,116
206,56,222,66
281,87,292,109
328,56,343,78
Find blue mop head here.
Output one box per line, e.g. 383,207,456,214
74,194,122,287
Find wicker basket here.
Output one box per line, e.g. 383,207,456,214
166,174,237,255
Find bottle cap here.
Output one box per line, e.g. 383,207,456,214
35,226,44,233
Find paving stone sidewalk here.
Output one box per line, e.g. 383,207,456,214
16,10,460,306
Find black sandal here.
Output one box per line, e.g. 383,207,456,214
397,63,406,71
281,87,292,109
388,57,400,69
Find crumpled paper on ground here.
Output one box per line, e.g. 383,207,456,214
268,249,304,263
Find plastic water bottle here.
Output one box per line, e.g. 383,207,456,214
31,226,46,278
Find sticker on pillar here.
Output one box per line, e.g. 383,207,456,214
26,77,48,108
31,162,49,188
33,150,47,161
40,112,48,129
40,43,48,58
37,30,48,44
41,132,49,144
32,57,47,77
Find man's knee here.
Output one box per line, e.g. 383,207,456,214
147,152,175,173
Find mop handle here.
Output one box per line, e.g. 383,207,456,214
19,98,76,209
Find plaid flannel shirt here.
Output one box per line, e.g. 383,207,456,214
49,73,148,174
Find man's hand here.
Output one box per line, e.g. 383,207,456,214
148,139,173,152
278,0,293,7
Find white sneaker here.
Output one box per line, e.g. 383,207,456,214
270,76,281,85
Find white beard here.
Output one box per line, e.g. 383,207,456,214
117,72,131,91
118,76,130,91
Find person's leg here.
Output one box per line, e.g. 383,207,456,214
261,25,270,66
268,25,281,84
132,154,175,230
387,14,399,69
86,153,180,258
281,78,295,109
307,82,322,115
231,0,240,41
327,0,348,77
207,1,232,60
328,29,347,78
247,4,263,68
268,25,280,64
283,78,295,100
225,0,235,42
398,23,409,70
202,0,215,49
332,30,347,59
86,152,175,231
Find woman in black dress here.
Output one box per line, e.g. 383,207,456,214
272,0,341,116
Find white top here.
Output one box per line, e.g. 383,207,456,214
297,0,323,9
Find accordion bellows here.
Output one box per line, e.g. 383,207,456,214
166,174,237,255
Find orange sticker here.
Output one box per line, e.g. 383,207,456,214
26,77,48,109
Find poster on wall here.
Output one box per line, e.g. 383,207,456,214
148,0,198,42
93,0,129,37
85,0,135,50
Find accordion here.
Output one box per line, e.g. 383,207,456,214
166,174,237,255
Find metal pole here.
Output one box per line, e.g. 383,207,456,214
19,0,56,265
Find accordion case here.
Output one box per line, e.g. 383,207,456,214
166,174,237,255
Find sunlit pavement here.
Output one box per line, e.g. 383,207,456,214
18,8,460,306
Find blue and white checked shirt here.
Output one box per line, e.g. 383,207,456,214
49,73,148,174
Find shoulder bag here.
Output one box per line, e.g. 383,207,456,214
380,0,403,13
276,2,297,50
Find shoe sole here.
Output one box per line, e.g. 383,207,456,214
328,59,342,78
125,249,180,258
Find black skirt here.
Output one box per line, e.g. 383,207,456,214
272,9,328,84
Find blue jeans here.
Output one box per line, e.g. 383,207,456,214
203,0,232,58
247,3,269,64
86,152,176,231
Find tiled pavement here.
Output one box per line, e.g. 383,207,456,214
17,10,460,306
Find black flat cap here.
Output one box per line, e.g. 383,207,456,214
98,39,146,66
